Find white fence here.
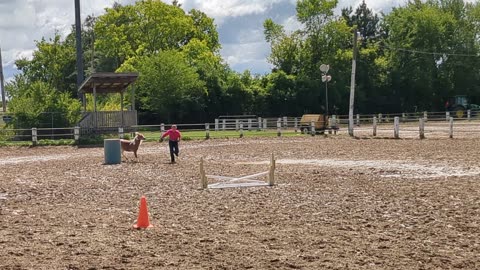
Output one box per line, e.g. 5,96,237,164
2,111,480,145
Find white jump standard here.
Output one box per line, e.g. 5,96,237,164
200,154,276,189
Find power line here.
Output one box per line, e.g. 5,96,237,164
379,43,480,57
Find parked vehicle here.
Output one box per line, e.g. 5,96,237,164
445,95,480,118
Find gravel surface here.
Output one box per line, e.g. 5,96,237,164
1,136,479,269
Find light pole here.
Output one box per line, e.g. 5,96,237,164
74,0,84,95
320,64,331,116
0,45,6,112
348,31,360,137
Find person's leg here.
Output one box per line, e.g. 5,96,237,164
168,140,175,162
173,141,179,157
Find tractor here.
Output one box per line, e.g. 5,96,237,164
445,95,480,118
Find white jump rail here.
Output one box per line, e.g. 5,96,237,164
200,154,276,189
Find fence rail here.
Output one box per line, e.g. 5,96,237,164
3,110,480,145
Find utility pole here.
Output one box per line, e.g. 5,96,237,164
75,0,84,96
0,45,6,112
348,30,359,137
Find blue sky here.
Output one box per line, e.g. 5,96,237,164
1,0,477,83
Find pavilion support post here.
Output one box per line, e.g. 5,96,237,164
121,91,124,127
93,83,97,129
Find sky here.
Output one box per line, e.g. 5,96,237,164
0,0,476,83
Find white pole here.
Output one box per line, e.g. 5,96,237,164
449,117,454,139
468,110,471,121
240,122,244,138
222,119,226,131
394,117,400,139
310,120,315,136
160,123,165,133
258,117,262,131
248,119,252,131
215,119,219,131
118,127,124,139
32,128,38,146
205,123,210,139
74,126,80,142
294,117,298,132
446,111,450,122
356,114,360,126
263,119,267,130
373,116,377,137
235,119,239,131
424,111,428,122
283,116,288,128
378,113,382,123
402,113,406,122
419,118,425,139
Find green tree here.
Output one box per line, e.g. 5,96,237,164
6,75,81,129
132,50,206,122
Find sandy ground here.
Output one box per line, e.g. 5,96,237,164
0,135,479,270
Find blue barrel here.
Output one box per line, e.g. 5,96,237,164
104,139,121,164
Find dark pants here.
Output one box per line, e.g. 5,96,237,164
169,140,179,162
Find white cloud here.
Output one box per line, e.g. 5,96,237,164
1,0,479,82
180,0,285,24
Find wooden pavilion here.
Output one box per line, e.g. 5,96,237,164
77,72,139,130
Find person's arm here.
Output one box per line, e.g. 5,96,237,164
160,130,170,142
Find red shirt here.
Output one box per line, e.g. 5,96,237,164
162,129,181,141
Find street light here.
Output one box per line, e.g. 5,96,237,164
320,64,331,116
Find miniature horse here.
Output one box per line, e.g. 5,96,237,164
120,132,145,161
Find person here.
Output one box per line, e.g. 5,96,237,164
160,125,182,163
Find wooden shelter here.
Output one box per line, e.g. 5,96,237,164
78,72,139,129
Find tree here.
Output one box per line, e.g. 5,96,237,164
131,50,206,122
6,75,81,129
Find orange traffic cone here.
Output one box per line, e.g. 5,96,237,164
133,196,153,229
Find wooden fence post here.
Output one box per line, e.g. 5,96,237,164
283,116,288,128
118,127,124,139
373,116,377,137
468,110,471,121
200,157,208,189
277,119,281,137
446,111,450,122
258,117,262,131
294,117,298,132
248,119,252,131
268,153,275,186
419,118,425,140
215,119,219,131
222,119,226,131
32,128,37,146
310,120,315,136
378,113,382,123
235,119,239,131
449,117,454,139
394,117,400,139
263,119,267,130
205,123,210,139
240,122,244,138
74,126,80,143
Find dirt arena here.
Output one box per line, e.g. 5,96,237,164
1,135,479,269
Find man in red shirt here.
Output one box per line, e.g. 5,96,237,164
160,125,182,163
